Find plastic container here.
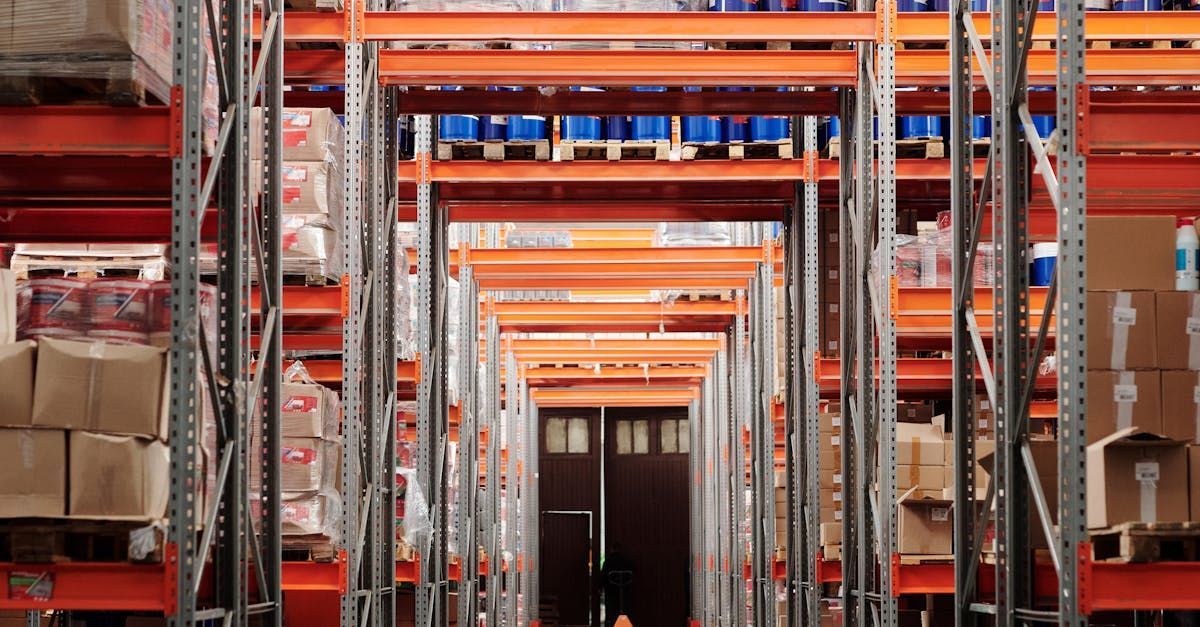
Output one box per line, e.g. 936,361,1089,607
972,115,991,140
506,88,547,141
1030,242,1058,287
709,0,757,8
761,0,796,8
606,115,630,142
750,87,790,142
897,0,927,10
900,116,942,139
480,86,516,141
1112,0,1161,9
717,87,750,143
800,0,846,9
561,87,604,141
437,87,479,142
630,86,670,141
681,89,722,143
1177,218,1199,291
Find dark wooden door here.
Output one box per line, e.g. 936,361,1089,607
538,409,601,626
603,408,690,627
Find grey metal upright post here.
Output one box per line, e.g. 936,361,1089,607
527,393,540,624
1056,0,1088,622
993,0,1033,618
168,1,205,624
732,293,749,626
715,346,732,626
689,393,704,624
837,82,856,627
416,112,451,626
504,350,520,624
703,360,718,621
949,0,980,620
484,310,501,627
458,265,479,624
801,114,821,627
216,0,251,622
752,257,777,627
876,1,899,622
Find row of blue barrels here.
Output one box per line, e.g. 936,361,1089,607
439,86,550,142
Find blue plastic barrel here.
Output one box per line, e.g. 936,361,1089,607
761,0,796,9
1112,0,1161,8
681,87,721,144
897,0,928,10
606,115,630,142
750,87,790,143
561,87,604,141
709,0,758,9
508,114,547,141
717,87,750,143
972,115,991,140
437,86,479,142
630,86,670,141
900,116,942,139
824,116,839,146
800,0,847,9
479,86,513,141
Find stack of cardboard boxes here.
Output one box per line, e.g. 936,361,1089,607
276,379,343,552
818,407,842,559
1084,215,1200,529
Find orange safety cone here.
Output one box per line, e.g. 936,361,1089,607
614,616,634,627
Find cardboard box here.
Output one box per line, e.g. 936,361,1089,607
897,401,935,424
1087,370,1162,443
820,507,842,524
281,437,338,492
819,412,841,434
1155,291,1200,370
281,161,343,216
32,338,167,439
1190,446,1200,521
1088,216,1176,291
942,439,996,494
897,418,945,466
897,488,953,555
251,107,344,162
0,428,65,517
1087,428,1190,529
69,431,169,520
282,491,336,537
1160,370,1200,444
0,340,35,427
1087,291,1157,370
896,464,944,491
820,522,842,546
819,463,842,490
282,382,340,440
819,432,841,459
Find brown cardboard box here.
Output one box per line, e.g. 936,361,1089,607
897,488,952,555
896,464,944,491
281,437,338,492
819,432,841,459
942,439,996,494
1087,291,1158,370
897,418,945,466
0,428,65,517
1160,370,1200,443
281,491,334,537
820,507,842,524
1087,370,1162,443
820,488,843,511
819,462,842,489
281,382,340,440
819,412,841,434
0,340,35,427
820,522,842,546
69,431,168,520
897,401,935,424
281,161,342,216
1155,291,1200,370
1087,428,1190,528
1190,446,1200,521
1088,216,1176,290
32,338,167,439
251,107,344,162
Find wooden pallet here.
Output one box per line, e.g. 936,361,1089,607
1090,522,1200,563
681,140,793,161
972,137,992,158
437,139,550,162
0,74,153,107
707,41,793,51
827,137,944,159
559,140,671,162
0,520,164,564
673,289,735,302
1091,39,1173,50
897,554,955,565
282,537,338,563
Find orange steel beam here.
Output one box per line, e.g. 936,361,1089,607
336,48,1200,87
409,159,807,184
263,11,1199,43
510,337,721,363
897,286,1052,345
531,386,698,407
815,357,1056,398
494,299,738,333
0,106,173,156
524,365,708,385
0,562,169,612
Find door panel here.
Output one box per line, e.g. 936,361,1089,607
541,512,592,626
604,408,690,627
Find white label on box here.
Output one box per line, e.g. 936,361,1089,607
830,435,840,447
1135,461,1160,482
832,492,842,502
1113,384,1138,403
832,416,842,428
283,165,308,182
283,111,313,128
1112,306,1137,326
1188,317,1200,335
834,510,843,521
1193,386,1200,404
833,473,842,484
978,419,990,430
931,507,950,522
980,400,991,411
490,115,509,125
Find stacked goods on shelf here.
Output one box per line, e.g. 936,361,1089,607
502,228,572,301
9,244,168,281
818,407,842,559
819,210,840,356
0,0,218,147
774,470,787,557
1083,215,1200,536
204,107,346,285
0,270,218,560
655,222,733,303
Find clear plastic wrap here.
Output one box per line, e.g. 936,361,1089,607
396,467,433,549
199,214,342,283
657,222,733,246
250,107,345,163
0,0,219,151
395,244,414,359
281,490,343,541
279,437,341,493
876,215,995,290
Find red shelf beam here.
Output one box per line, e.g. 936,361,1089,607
0,562,171,612
815,357,1056,398
494,299,739,334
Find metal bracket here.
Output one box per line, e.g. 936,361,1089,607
876,0,897,44
163,542,179,616
169,86,183,159
803,149,819,183
1077,542,1093,615
344,0,365,43
1076,84,1091,156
